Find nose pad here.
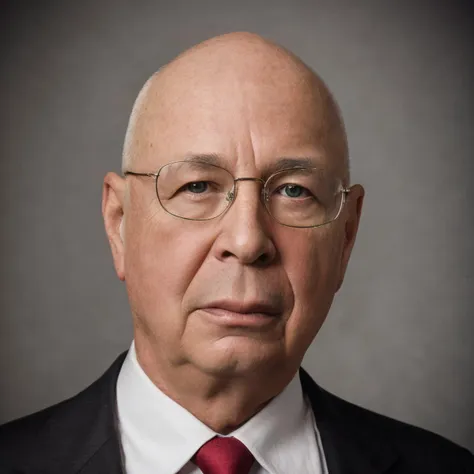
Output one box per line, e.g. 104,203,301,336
225,177,267,209
225,190,235,203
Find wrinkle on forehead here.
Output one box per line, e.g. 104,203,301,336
122,32,349,182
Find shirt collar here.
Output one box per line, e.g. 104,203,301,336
231,368,321,474
117,342,319,474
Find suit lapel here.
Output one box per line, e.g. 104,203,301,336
74,352,127,474
78,437,124,474
299,368,399,474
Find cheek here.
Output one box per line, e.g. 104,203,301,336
282,229,344,344
124,213,214,332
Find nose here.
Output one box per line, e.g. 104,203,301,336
213,180,277,266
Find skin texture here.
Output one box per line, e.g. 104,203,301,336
102,32,364,434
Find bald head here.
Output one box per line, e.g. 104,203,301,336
122,32,349,181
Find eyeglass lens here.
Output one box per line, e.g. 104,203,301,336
156,161,344,227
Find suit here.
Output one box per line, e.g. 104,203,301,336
1,352,473,473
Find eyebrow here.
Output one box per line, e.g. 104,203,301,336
183,153,223,166
183,153,322,175
271,157,319,173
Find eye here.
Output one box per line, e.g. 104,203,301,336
184,181,209,193
276,184,311,198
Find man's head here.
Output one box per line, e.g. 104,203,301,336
103,32,364,387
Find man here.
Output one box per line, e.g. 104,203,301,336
0,32,472,474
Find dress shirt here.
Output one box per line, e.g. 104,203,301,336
116,342,327,474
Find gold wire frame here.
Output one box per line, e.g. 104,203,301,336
124,161,351,228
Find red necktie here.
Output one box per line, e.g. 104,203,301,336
193,436,255,474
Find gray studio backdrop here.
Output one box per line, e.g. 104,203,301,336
1,0,473,451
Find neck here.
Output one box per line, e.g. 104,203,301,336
134,337,296,434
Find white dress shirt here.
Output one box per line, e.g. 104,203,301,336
116,343,327,474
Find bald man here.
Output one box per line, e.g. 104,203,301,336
1,33,473,474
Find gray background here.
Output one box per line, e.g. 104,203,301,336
1,0,473,451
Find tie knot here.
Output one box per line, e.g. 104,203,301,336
193,436,255,474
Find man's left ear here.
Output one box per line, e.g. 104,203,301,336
336,184,365,291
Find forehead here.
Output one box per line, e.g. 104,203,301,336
132,52,345,176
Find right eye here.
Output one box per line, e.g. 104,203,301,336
183,181,209,193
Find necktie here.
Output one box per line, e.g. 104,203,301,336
193,436,255,474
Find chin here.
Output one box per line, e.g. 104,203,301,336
190,337,286,377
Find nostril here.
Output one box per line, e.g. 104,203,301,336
256,253,270,266
220,249,271,266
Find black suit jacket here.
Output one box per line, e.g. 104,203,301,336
1,352,473,474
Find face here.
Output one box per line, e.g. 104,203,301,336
103,59,363,381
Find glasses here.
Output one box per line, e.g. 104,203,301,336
124,160,351,228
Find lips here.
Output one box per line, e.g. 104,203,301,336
198,299,282,328
202,300,281,316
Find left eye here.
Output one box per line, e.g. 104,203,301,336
277,184,311,198
185,182,209,193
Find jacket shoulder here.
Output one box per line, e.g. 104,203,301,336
320,384,474,472
0,353,126,474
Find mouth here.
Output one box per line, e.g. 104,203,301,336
199,300,282,328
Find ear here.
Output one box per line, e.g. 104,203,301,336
336,184,365,291
102,172,127,281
